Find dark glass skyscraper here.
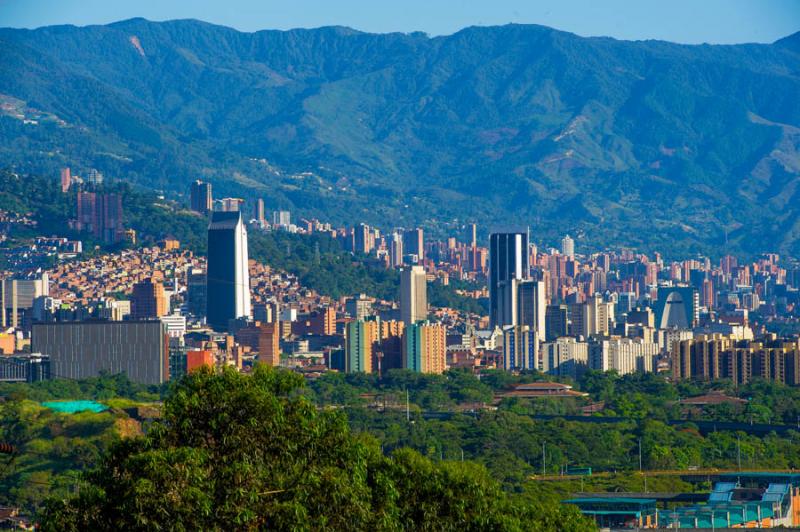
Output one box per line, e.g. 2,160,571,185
489,231,529,328
207,211,251,331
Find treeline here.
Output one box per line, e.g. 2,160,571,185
24,367,591,530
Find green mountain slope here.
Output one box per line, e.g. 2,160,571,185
1,18,799,257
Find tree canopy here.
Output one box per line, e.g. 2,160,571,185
39,365,592,531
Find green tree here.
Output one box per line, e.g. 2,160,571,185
40,365,592,531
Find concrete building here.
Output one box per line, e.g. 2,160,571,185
131,279,168,319
589,336,659,375
403,322,446,374
503,325,539,371
403,228,424,262
206,211,251,331
489,231,529,328
1,273,49,328
561,234,575,258
32,321,169,384
190,180,212,214
542,337,589,378
517,279,546,341
258,321,280,366
400,266,427,326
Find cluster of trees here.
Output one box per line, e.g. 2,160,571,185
303,369,800,484
36,367,591,531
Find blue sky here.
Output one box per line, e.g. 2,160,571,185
0,0,798,43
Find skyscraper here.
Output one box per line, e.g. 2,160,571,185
517,279,546,342
489,231,529,328
561,234,575,258
345,320,376,373
400,265,427,325
206,211,251,331
403,228,424,263
190,180,213,214
402,322,446,374
253,198,265,225
389,232,404,267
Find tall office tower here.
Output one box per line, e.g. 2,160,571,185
403,322,446,374
354,223,372,255
60,167,71,193
489,231,529,328
131,279,168,319
185,268,207,317
561,234,575,258
272,210,291,228
503,325,539,371
467,223,478,271
345,320,376,373
253,198,265,224
517,280,546,341
545,304,569,341
190,180,213,214
32,321,169,384
390,232,404,267
403,228,424,262
75,192,124,244
206,211,252,332
257,321,280,366
400,265,427,325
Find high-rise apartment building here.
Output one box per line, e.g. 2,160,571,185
131,279,168,319
60,167,71,193
75,192,124,244
672,336,800,386
355,223,373,255
272,210,291,228
489,231,529,328
345,320,377,373
258,321,280,366
542,337,589,378
403,322,446,374
206,211,251,331
219,198,244,212
400,265,427,325
589,336,658,375
503,325,539,371
390,232,404,267
253,198,265,224
190,180,213,214
561,234,575,258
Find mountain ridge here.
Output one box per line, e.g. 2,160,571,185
0,18,799,257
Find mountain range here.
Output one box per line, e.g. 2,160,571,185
1,18,799,257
